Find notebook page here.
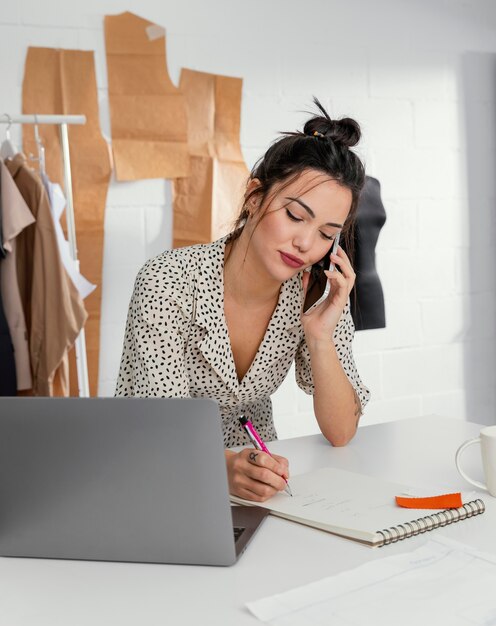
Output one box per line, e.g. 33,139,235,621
231,467,464,541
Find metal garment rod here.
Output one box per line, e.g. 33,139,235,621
1,113,90,397
0,114,86,125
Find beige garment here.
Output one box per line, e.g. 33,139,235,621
0,161,35,389
116,235,370,447
5,154,87,396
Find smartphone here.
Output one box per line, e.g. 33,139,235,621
303,232,341,315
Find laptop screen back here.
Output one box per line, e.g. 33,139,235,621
0,397,238,566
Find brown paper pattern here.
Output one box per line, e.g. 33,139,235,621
22,47,112,396
173,69,249,248
104,12,189,181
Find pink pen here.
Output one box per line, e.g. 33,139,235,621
239,415,292,496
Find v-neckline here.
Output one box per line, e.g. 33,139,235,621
193,234,303,396
221,237,286,386
223,288,282,386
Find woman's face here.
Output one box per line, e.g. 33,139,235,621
247,169,352,283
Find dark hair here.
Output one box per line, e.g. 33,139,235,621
233,97,365,257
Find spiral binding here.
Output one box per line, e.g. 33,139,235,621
376,499,485,547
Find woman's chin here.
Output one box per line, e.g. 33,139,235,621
269,266,301,283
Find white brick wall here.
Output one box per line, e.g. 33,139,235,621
1,0,495,436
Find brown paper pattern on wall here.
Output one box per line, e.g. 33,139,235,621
104,11,189,181
173,69,249,248
22,47,112,397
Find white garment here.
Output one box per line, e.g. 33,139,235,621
42,175,96,300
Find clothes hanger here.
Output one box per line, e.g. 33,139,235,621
33,116,46,176
0,114,18,159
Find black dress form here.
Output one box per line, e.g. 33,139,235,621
348,176,386,331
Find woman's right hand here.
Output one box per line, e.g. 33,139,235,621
225,449,289,502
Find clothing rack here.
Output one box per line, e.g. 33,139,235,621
0,113,90,397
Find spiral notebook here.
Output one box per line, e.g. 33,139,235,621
230,467,485,547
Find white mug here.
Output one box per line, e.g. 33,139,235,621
455,425,496,497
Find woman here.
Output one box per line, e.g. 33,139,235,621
116,98,370,502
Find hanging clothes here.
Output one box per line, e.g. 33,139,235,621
42,174,96,300
0,171,17,395
0,160,35,390
0,173,6,260
5,154,87,396
0,270,17,395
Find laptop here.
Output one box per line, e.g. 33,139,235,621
0,397,268,566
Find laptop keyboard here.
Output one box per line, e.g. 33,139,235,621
233,526,245,542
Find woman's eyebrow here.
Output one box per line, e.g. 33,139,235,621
285,197,343,228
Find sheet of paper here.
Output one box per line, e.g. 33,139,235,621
105,11,189,181
247,536,496,625
22,47,112,396
172,68,249,247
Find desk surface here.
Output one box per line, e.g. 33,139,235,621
1,415,494,625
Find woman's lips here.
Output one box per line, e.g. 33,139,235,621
279,251,304,268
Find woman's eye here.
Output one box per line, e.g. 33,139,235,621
320,232,335,241
285,209,303,222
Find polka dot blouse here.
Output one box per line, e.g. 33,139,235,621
115,234,370,447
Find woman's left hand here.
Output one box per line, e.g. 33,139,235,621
301,245,355,341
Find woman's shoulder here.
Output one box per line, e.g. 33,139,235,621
138,244,199,277
134,239,225,296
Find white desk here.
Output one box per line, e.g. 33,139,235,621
1,416,494,625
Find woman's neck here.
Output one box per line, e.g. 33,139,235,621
224,229,281,308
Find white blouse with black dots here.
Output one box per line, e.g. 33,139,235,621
115,234,370,447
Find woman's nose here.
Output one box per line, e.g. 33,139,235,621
293,230,314,252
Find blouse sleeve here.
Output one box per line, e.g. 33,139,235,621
295,301,371,411
115,258,191,398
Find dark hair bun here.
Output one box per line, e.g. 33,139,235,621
303,97,361,148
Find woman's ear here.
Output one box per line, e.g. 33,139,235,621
244,178,262,212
